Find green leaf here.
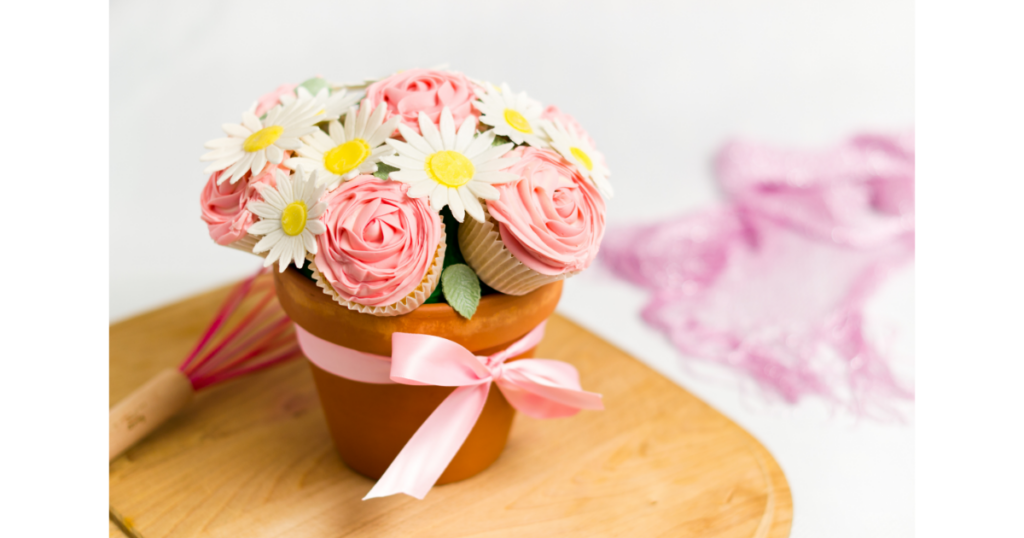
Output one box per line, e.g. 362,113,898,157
373,163,398,180
298,76,331,97
441,264,481,319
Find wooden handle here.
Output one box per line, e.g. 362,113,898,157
110,368,194,461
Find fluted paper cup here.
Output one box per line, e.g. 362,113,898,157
309,223,447,317
458,209,575,296
226,233,262,256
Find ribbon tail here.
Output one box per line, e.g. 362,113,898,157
363,383,491,500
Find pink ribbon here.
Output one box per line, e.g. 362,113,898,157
294,321,604,500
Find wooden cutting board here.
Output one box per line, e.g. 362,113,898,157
109,282,792,537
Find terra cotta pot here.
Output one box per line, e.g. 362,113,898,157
273,267,563,484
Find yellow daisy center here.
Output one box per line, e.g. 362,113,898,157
243,125,284,152
503,108,533,134
426,150,475,187
280,201,308,236
323,139,371,176
570,147,594,171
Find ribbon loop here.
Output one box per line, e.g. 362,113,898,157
294,321,603,501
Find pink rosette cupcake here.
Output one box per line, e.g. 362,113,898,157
310,175,446,316
364,69,480,135
459,146,606,295
200,162,283,255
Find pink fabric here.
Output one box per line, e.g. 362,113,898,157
315,175,441,307
254,83,298,117
293,322,604,500
364,69,480,135
488,147,606,275
602,133,914,416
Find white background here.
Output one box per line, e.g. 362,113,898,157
109,1,915,536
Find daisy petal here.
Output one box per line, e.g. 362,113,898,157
454,115,476,153
301,230,318,256
439,108,456,150
319,120,338,144
418,112,444,152
407,179,436,198
250,150,268,176
354,104,369,139
460,188,485,223
466,181,500,200
463,130,495,159
385,156,425,171
429,182,449,213
473,171,520,184
222,123,252,137
246,201,279,220
367,116,402,148
389,170,429,183
447,186,465,222
275,137,302,150
260,184,289,210
470,143,515,165
305,219,327,234
204,138,242,150
247,219,281,235
242,111,262,132
386,138,427,161
203,155,240,173
474,156,519,173
266,144,283,164
253,229,285,253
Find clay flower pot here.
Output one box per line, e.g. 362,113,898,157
274,267,563,484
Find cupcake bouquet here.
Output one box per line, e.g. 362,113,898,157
200,69,610,319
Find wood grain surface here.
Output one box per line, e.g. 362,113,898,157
110,281,792,537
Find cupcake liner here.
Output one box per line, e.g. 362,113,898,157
226,233,263,257
458,208,576,296
309,222,447,317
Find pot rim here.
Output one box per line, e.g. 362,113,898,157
274,267,563,356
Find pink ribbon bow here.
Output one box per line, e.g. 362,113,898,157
294,321,604,500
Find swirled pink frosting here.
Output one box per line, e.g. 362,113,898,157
254,83,298,116
364,69,480,135
487,147,606,275
200,170,253,245
200,162,282,245
315,175,441,307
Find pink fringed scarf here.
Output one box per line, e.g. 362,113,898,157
602,133,914,416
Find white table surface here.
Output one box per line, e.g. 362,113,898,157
110,1,914,535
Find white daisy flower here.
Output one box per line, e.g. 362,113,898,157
382,107,520,223
543,119,613,198
474,83,548,147
200,92,329,185
284,103,401,191
247,169,328,272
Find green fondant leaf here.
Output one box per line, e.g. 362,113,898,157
299,76,330,97
441,264,481,320
374,163,398,181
